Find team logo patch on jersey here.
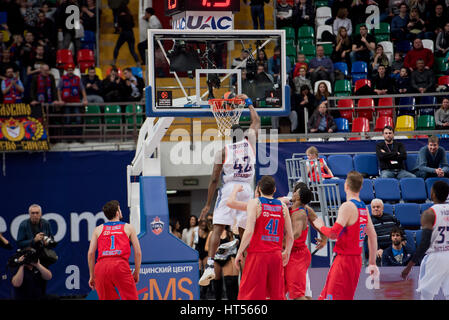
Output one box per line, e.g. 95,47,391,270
151,217,164,235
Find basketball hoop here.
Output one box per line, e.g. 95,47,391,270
209,98,245,136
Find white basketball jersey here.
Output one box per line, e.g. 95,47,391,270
222,138,256,184
427,203,449,254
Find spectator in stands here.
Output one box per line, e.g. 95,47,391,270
391,52,404,80
395,67,412,94
101,66,129,102
435,98,449,129
35,10,56,48
268,45,291,82
123,67,144,102
307,101,337,133
411,58,436,93
412,135,449,179
182,215,198,249
435,22,449,57
108,0,129,34
371,44,390,76
293,67,312,94
350,24,376,65
349,0,368,27
138,7,162,65
20,32,37,79
26,45,51,87
2,0,24,36
256,49,268,71
112,4,140,67
296,84,315,133
365,198,403,265
20,0,39,34
57,64,87,138
0,49,20,82
81,0,100,33
30,64,58,106
40,2,57,22
391,3,410,41
406,7,432,40
305,146,334,181
404,38,434,71
170,219,182,239
292,52,308,78
381,226,414,267
243,0,267,30
276,0,293,29
426,4,448,38
314,81,334,108
308,45,334,86
293,0,315,44
376,125,416,179
331,0,353,18
232,49,249,71
82,66,104,104
373,65,395,95
333,8,353,37
55,0,79,56
9,34,24,65
331,26,352,69
1,66,24,103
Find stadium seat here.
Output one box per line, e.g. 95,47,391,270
84,105,102,135
360,179,375,203
300,43,316,60
81,30,96,50
77,49,95,73
368,202,394,215
425,177,449,198
337,98,354,121
56,49,74,70
374,22,390,42
434,57,449,76
323,178,346,202
357,98,375,120
314,80,332,94
104,105,123,135
416,115,435,130
398,97,415,115
286,41,297,56
404,229,416,248
438,75,449,85
334,117,349,132
377,97,394,117
327,154,354,178
394,203,421,228
334,79,352,94
351,61,368,84
374,116,394,132
321,42,333,57
415,229,422,247
373,178,401,202
316,25,333,42
315,6,332,26
298,26,315,43
125,104,144,132
333,62,349,77
405,153,418,172
353,154,379,177
354,79,371,93
282,26,295,41
315,0,329,8
395,115,415,132
395,40,412,53
351,117,370,133
417,96,437,116
420,202,433,214
130,67,143,79
400,178,427,202
422,39,434,52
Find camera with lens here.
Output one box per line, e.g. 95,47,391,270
7,248,39,268
245,56,257,81
43,235,56,247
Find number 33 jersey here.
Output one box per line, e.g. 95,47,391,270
97,222,131,261
427,203,449,254
222,138,256,185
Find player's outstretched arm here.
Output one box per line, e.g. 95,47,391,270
200,149,224,221
235,198,258,270
128,224,142,283
226,184,248,211
305,206,328,250
87,226,101,290
401,208,435,279
314,202,352,240
237,93,260,142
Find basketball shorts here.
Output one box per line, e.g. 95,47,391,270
238,251,285,300
213,182,252,229
94,258,138,300
284,246,311,299
417,251,449,297
318,254,362,300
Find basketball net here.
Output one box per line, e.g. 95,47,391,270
209,98,245,136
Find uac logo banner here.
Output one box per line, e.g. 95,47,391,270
0,103,49,151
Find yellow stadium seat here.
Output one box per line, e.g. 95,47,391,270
395,115,414,132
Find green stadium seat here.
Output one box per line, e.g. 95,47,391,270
104,105,123,135
261,116,271,126
298,26,315,42
321,43,333,56
434,57,449,77
417,115,436,130
300,43,316,60
334,79,352,94
315,0,328,7
125,104,144,132
84,105,102,135
286,41,297,56
282,27,295,40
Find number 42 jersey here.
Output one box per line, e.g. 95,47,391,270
222,138,256,185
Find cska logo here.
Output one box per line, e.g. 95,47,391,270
151,217,165,235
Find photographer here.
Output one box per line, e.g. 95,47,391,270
9,248,52,300
16,204,57,268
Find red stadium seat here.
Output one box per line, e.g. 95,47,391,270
377,97,394,117
350,117,370,140
56,49,74,70
77,49,95,73
357,98,375,121
354,79,371,92
374,116,394,131
337,99,354,121
438,76,449,85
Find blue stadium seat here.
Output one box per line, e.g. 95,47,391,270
323,178,346,202
425,177,449,198
418,96,437,115
399,178,427,202
360,179,375,203
394,203,421,228
334,117,349,132
351,61,368,84
130,67,143,79
373,178,401,202
333,62,349,77
415,229,422,247
353,154,379,177
395,40,412,53
404,230,416,250
405,153,418,172
398,97,415,115
327,155,354,178
367,202,394,215
420,202,433,213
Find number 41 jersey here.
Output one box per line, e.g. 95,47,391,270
97,221,131,261
222,138,256,184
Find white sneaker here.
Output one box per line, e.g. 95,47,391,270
199,265,215,286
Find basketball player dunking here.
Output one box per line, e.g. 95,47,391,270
313,171,379,300
87,200,142,300
198,94,260,286
401,181,449,300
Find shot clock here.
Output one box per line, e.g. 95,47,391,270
165,0,240,16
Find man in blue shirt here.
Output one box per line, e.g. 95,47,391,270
308,45,334,86
381,226,414,266
413,135,449,179
391,3,409,41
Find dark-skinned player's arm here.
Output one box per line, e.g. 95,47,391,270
235,198,259,270
305,205,328,250
282,202,294,267
291,209,307,240
401,208,435,280
199,149,224,221
237,94,260,147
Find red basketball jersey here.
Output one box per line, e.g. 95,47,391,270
97,222,131,261
334,199,368,255
247,197,285,253
290,207,308,250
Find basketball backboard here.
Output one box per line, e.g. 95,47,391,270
146,29,290,117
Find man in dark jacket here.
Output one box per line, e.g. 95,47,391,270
381,226,414,266
307,101,337,133
413,135,449,179
82,66,104,103
376,125,416,179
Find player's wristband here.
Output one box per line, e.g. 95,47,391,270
320,222,344,240
245,98,253,107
